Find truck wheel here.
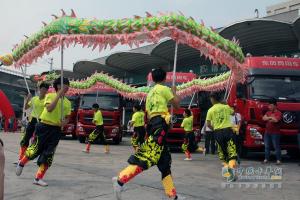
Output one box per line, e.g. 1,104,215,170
240,147,248,158
78,136,86,143
287,149,300,159
113,136,121,145
72,134,77,140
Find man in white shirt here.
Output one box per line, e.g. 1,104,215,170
231,104,242,164
231,112,241,130
202,121,215,154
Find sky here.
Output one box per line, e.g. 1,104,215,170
0,0,284,75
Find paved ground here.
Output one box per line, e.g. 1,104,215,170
1,132,300,200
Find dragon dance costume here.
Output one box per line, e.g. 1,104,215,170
84,109,109,153
130,110,146,152
17,93,71,183
115,83,178,199
206,103,237,181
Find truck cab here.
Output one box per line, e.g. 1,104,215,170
228,56,300,156
75,84,123,144
62,95,80,138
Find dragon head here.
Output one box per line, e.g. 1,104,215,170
0,54,14,66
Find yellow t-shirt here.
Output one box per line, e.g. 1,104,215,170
93,110,103,126
146,84,174,121
206,103,233,130
131,111,145,127
181,115,193,132
40,93,71,126
28,96,45,120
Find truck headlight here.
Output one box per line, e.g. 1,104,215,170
112,128,119,134
77,124,84,132
250,128,262,139
67,125,74,131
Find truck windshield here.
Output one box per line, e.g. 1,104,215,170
249,76,300,101
180,95,198,107
67,96,80,111
80,93,120,110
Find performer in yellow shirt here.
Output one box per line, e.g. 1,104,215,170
18,82,49,161
83,103,109,153
16,77,71,187
206,92,237,182
130,104,146,152
112,68,182,200
181,109,205,161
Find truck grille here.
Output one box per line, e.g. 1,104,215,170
83,116,93,123
280,135,298,145
171,114,184,126
281,111,300,125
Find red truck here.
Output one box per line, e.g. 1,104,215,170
147,72,201,149
76,83,123,144
228,56,300,157
62,94,80,139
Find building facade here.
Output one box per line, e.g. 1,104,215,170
267,0,300,16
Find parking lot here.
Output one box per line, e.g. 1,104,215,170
1,132,300,200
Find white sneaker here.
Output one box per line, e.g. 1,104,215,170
33,178,48,187
15,162,24,176
226,168,237,182
164,194,186,200
203,148,206,156
184,158,192,161
112,177,123,200
82,149,90,153
222,166,229,178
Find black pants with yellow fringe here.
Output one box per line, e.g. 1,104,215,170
118,116,177,198
20,117,38,147
214,128,237,163
131,126,146,148
25,123,61,167
128,116,171,174
88,125,107,144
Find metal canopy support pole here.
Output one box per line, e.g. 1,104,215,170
60,41,64,125
139,96,145,105
225,75,234,103
171,42,178,126
188,93,196,109
96,90,99,103
223,72,233,102
21,65,40,123
21,65,30,94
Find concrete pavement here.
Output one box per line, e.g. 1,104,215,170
1,132,300,200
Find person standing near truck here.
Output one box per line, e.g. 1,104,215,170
112,68,182,200
206,92,237,182
83,103,109,154
262,100,282,165
202,121,215,155
231,103,242,164
130,103,146,152
17,82,49,162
